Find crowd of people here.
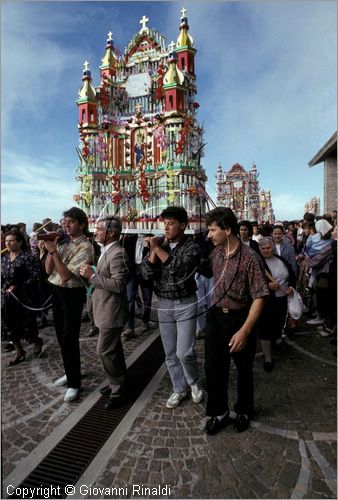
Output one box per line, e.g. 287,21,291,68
1,205,336,434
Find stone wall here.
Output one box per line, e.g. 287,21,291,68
324,155,337,213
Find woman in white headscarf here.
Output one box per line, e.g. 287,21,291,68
258,237,296,372
306,219,333,326
304,219,333,260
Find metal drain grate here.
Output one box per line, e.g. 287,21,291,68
14,334,164,499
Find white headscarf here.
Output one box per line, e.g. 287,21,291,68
315,219,332,236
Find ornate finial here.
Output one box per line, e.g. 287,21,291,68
168,41,176,53
181,7,187,18
107,31,113,41
139,15,149,32
83,61,90,71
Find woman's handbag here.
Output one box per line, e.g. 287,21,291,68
287,288,303,320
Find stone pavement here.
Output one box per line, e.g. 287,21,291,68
1,312,337,499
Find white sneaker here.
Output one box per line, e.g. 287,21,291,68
190,383,203,403
307,318,325,325
166,391,188,409
64,388,80,402
54,375,67,387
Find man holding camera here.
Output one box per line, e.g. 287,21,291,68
45,207,93,402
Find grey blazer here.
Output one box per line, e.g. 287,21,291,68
91,242,129,329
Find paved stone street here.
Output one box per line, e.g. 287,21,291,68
1,311,336,499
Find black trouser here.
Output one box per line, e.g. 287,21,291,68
2,294,39,343
204,306,256,417
52,286,86,389
258,295,287,341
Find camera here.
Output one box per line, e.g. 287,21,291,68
36,231,66,241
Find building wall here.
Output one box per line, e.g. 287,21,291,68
324,155,337,213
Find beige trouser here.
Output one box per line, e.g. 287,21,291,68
96,326,126,396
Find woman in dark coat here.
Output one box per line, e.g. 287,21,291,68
2,229,43,365
258,237,296,372
238,220,260,254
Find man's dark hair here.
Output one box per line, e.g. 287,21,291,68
322,213,333,224
63,207,89,235
304,222,316,232
160,206,188,224
16,222,26,231
303,212,315,223
5,229,27,250
261,223,273,237
205,207,238,235
238,220,253,237
272,224,285,233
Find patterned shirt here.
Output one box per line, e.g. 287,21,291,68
141,236,201,299
209,241,269,310
1,250,41,306
48,235,93,288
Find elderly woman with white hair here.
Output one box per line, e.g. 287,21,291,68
258,237,296,372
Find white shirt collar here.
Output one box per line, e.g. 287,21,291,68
98,241,118,263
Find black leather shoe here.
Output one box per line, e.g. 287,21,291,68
104,396,125,410
99,385,111,396
204,413,230,435
234,414,250,433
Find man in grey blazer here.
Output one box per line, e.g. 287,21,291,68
80,216,130,409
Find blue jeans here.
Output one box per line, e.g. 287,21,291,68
195,274,215,331
158,294,199,393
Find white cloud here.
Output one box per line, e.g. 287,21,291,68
1,1,335,225
1,150,77,227
271,193,308,221
1,3,98,142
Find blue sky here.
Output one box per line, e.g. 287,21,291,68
1,0,336,228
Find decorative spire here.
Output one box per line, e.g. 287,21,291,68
139,15,149,33
78,61,96,100
163,45,184,86
101,31,117,70
83,60,91,77
106,31,114,47
168,40,176,56
176,8,194,48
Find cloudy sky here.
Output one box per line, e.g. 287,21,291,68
1,0,336,228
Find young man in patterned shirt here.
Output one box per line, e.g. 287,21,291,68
45,207,93,402
203,207,269,434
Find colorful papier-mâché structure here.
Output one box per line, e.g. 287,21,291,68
74,9,209,233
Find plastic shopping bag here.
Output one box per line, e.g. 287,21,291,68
287,288,303,320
